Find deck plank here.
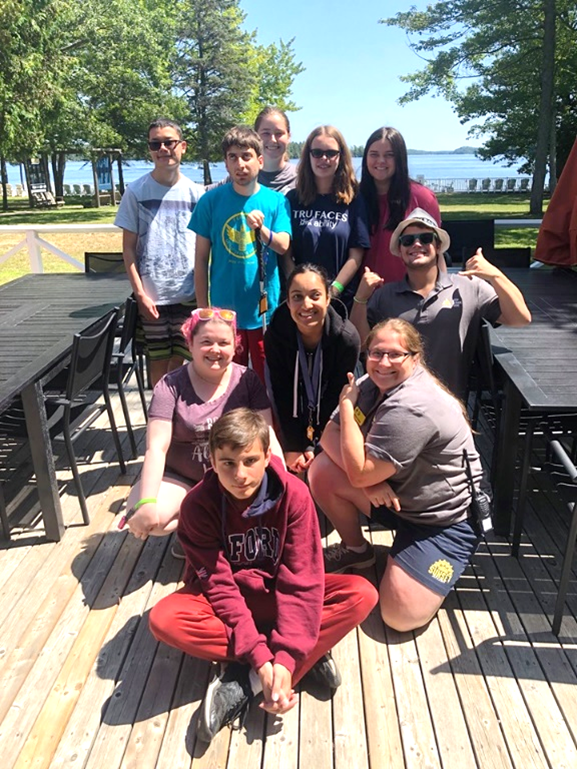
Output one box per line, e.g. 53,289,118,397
455,565,548,769
83,547,181,769
480,540,577,766
332,627,369,769
262,698,299,769
414,611,477,769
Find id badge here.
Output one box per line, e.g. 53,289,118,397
354,406,366,426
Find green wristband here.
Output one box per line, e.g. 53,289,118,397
134,497,157,510
331,280,344,294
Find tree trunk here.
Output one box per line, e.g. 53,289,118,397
548,107,557,197
41,153,53,195
202,159,212,185
530,0,556,216
1,156,8,212
116,154,125,195
50,151,66,198
23,161,34,208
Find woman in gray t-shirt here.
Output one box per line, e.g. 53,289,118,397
123,308,282,545
309,318,484,633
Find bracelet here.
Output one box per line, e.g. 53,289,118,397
331,280,344,294
262,229,273,247
134,497,157,510
353,295,368,305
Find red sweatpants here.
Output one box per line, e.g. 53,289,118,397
234,328,265,384
149,574,378,684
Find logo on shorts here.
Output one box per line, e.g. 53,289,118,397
222,214,257,260
428,559,454,584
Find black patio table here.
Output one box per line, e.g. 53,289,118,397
489,267,577,535
0,273,131,541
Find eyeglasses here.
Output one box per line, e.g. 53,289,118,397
367,349,413,363
191,308,236,323
309,148,340,159
148,139,182,151
399,232,438,248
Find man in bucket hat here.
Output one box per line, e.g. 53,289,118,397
350,208,531,399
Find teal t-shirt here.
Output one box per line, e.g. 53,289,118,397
188,184,291,329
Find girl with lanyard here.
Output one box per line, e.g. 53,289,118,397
308,318,483,632
359,127,440,281
264,264,360,474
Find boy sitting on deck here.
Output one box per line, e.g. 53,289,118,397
149,408,378,743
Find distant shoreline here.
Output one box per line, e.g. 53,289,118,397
407,147,479,156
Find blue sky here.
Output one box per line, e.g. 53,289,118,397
241,0,478,150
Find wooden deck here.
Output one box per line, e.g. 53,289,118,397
1,385,577,769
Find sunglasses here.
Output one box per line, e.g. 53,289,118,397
399,232,438,248
148,139,182,151
309,148,340,159
191,308,236,323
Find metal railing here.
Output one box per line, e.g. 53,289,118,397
418,177,533,194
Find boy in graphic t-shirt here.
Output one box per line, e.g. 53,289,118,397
115,118,204,386
188,126,292,382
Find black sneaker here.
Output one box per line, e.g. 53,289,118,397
323,540,376,574
304,652,342,690
197,662,253,743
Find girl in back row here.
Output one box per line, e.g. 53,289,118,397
360,127,440,282
287,125,370,307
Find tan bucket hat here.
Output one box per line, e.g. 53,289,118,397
390,208,451,257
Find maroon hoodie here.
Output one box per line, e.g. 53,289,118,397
178,456,324,674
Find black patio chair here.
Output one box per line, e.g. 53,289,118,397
108,296,148,459
44,308,127,524
84,252,126,274
0,401,34,540
84,251,150,389
512,433,577,635
0,486,9,540
443,218,495,264
470,321,577,516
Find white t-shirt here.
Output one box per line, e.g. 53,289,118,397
115,173,204,305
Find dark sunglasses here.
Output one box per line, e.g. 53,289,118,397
399,231,438,248
148,139,182,151
309,148,340,159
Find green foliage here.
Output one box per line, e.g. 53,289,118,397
383,0,577,210
241,38,305,125
0,0,305,195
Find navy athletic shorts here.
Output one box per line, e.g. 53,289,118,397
370,505,480,596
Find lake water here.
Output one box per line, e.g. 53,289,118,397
4,153,528,188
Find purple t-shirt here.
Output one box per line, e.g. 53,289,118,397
149,363,270,481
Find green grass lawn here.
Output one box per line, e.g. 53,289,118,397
0,192,546,284
0,198,120,284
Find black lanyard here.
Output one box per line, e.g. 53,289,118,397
297,333,323,442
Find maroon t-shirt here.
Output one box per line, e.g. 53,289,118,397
149,363,270,482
